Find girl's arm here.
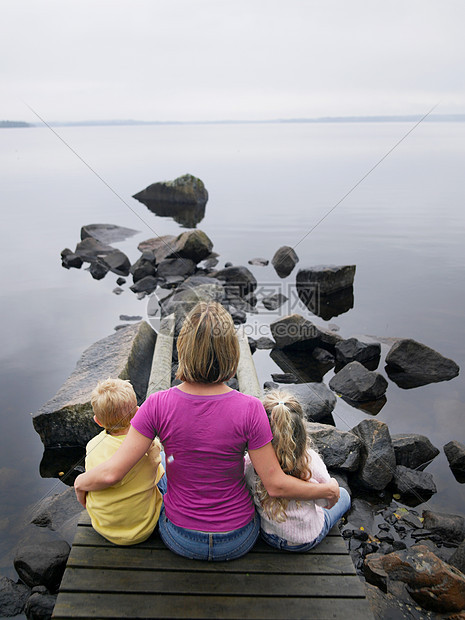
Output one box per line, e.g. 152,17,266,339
74,426,152,502
248,443,340,506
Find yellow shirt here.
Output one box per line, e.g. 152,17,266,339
85,430,164,545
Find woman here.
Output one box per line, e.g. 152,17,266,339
74,301,340,561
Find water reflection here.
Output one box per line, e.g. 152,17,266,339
340,395,387,416
40,447,86,487
270,348,334,384
297,283,354,320
133,198,206,228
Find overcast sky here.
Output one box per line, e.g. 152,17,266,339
1,0,464,122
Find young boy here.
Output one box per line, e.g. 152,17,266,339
84,378,165,545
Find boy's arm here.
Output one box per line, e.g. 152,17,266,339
74,426,152,504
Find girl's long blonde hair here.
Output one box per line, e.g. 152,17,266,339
256,390,313,522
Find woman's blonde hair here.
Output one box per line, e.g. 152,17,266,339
256,389,313,522
176,301,240,384
90,378,138,432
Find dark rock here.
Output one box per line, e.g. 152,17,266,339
262,293,288,311
29,488,83,532
392,434,440,471
329,361,388,402
33,322,156,448
172,229,213,263
270,348,334,385
0,576,30,616
296,265,356,295
138,234,177,264
75,237,130,276
328,471,351,496
271,372,298,384
24,591,57,620
39,447,85,486
213,265,257,296
449,541,465,574
307,423,362,472
80,223,139,244
340,395,387,416
364,544,465,613
243,292,257,307
351,419,396,491
444,441,465,478
224,262,233,268
157,258,196,279
346,498,376,533
385,338,460,388
160,283,225,319
298,281,355,320
312,347,335,364
60,248,83,270
335,338,381,368
364,581,432,620
131,257,156,283
159,275,190,289
422,510,465,545
263,381,279,391
269,314,342,351
120,315,143,321
116,277,126,286
256,337,275,350
133,174,208,205
88,260,109,280
248,257,269,266
228,308,246,324
247,337,257,354
284,382,337,424
391,465,437,502
112,287,124,295
271,246,299,278
14,540,70,592
129,275,158,294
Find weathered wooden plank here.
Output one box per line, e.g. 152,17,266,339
60,567,365,597
53,592,373,619
66,546,356,575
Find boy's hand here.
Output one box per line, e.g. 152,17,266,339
74,476,87,507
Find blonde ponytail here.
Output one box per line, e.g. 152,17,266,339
255,390,313,522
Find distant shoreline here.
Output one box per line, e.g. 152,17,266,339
2,114,465,129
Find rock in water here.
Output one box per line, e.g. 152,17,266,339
213,266,257,296
24,591,57,620
364,545,465,613
80,223,139,244
334,338,381,368
306,423,362,472
296,265,356,295
271,246,299,278
391,465,437,503
133,174,208,205
0,576,30,617
283,383,337,424
422,510,465,545
385,338,459,388
74,237,130,276
329,361,388,401
138,229,213,264
269,314,341,351
392,434,440,470
14,540,70,592
33,322,156,448
444,441,465,478
351,419,396,490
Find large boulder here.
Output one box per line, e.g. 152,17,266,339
269,314,342,351
351,419,396,491
334,338,381,369
80,223,139,243
422,510,465,546
391,465,437,503
138,229,213,265
24,590,57,620
329,361,388,402
0,576,30,617
444,441,465,478
364,545,465,613
212,265,257,296
156,258,196,279
33,322,156,448
14,540,70,592
392,434,440,471
270,347,335,385
282,383,337,424
271,246,299,278
385,339,459,388
74,237,130,276
296,265,356,295
138,234,177,264
449,540,465,574
306,423,362,472
133,174,208,206
159,282,225,320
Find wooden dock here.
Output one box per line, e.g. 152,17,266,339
53,512,373,619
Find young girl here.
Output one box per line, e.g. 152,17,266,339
245,389,351,551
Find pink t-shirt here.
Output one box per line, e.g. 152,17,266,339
131,386,273,532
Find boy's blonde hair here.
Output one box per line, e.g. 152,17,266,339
90,378,138,432
176,301,239,384
256,389,313,522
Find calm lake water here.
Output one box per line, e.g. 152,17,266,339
1,121,464,577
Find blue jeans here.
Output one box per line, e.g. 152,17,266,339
260,487,351,552
158,507,260,561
